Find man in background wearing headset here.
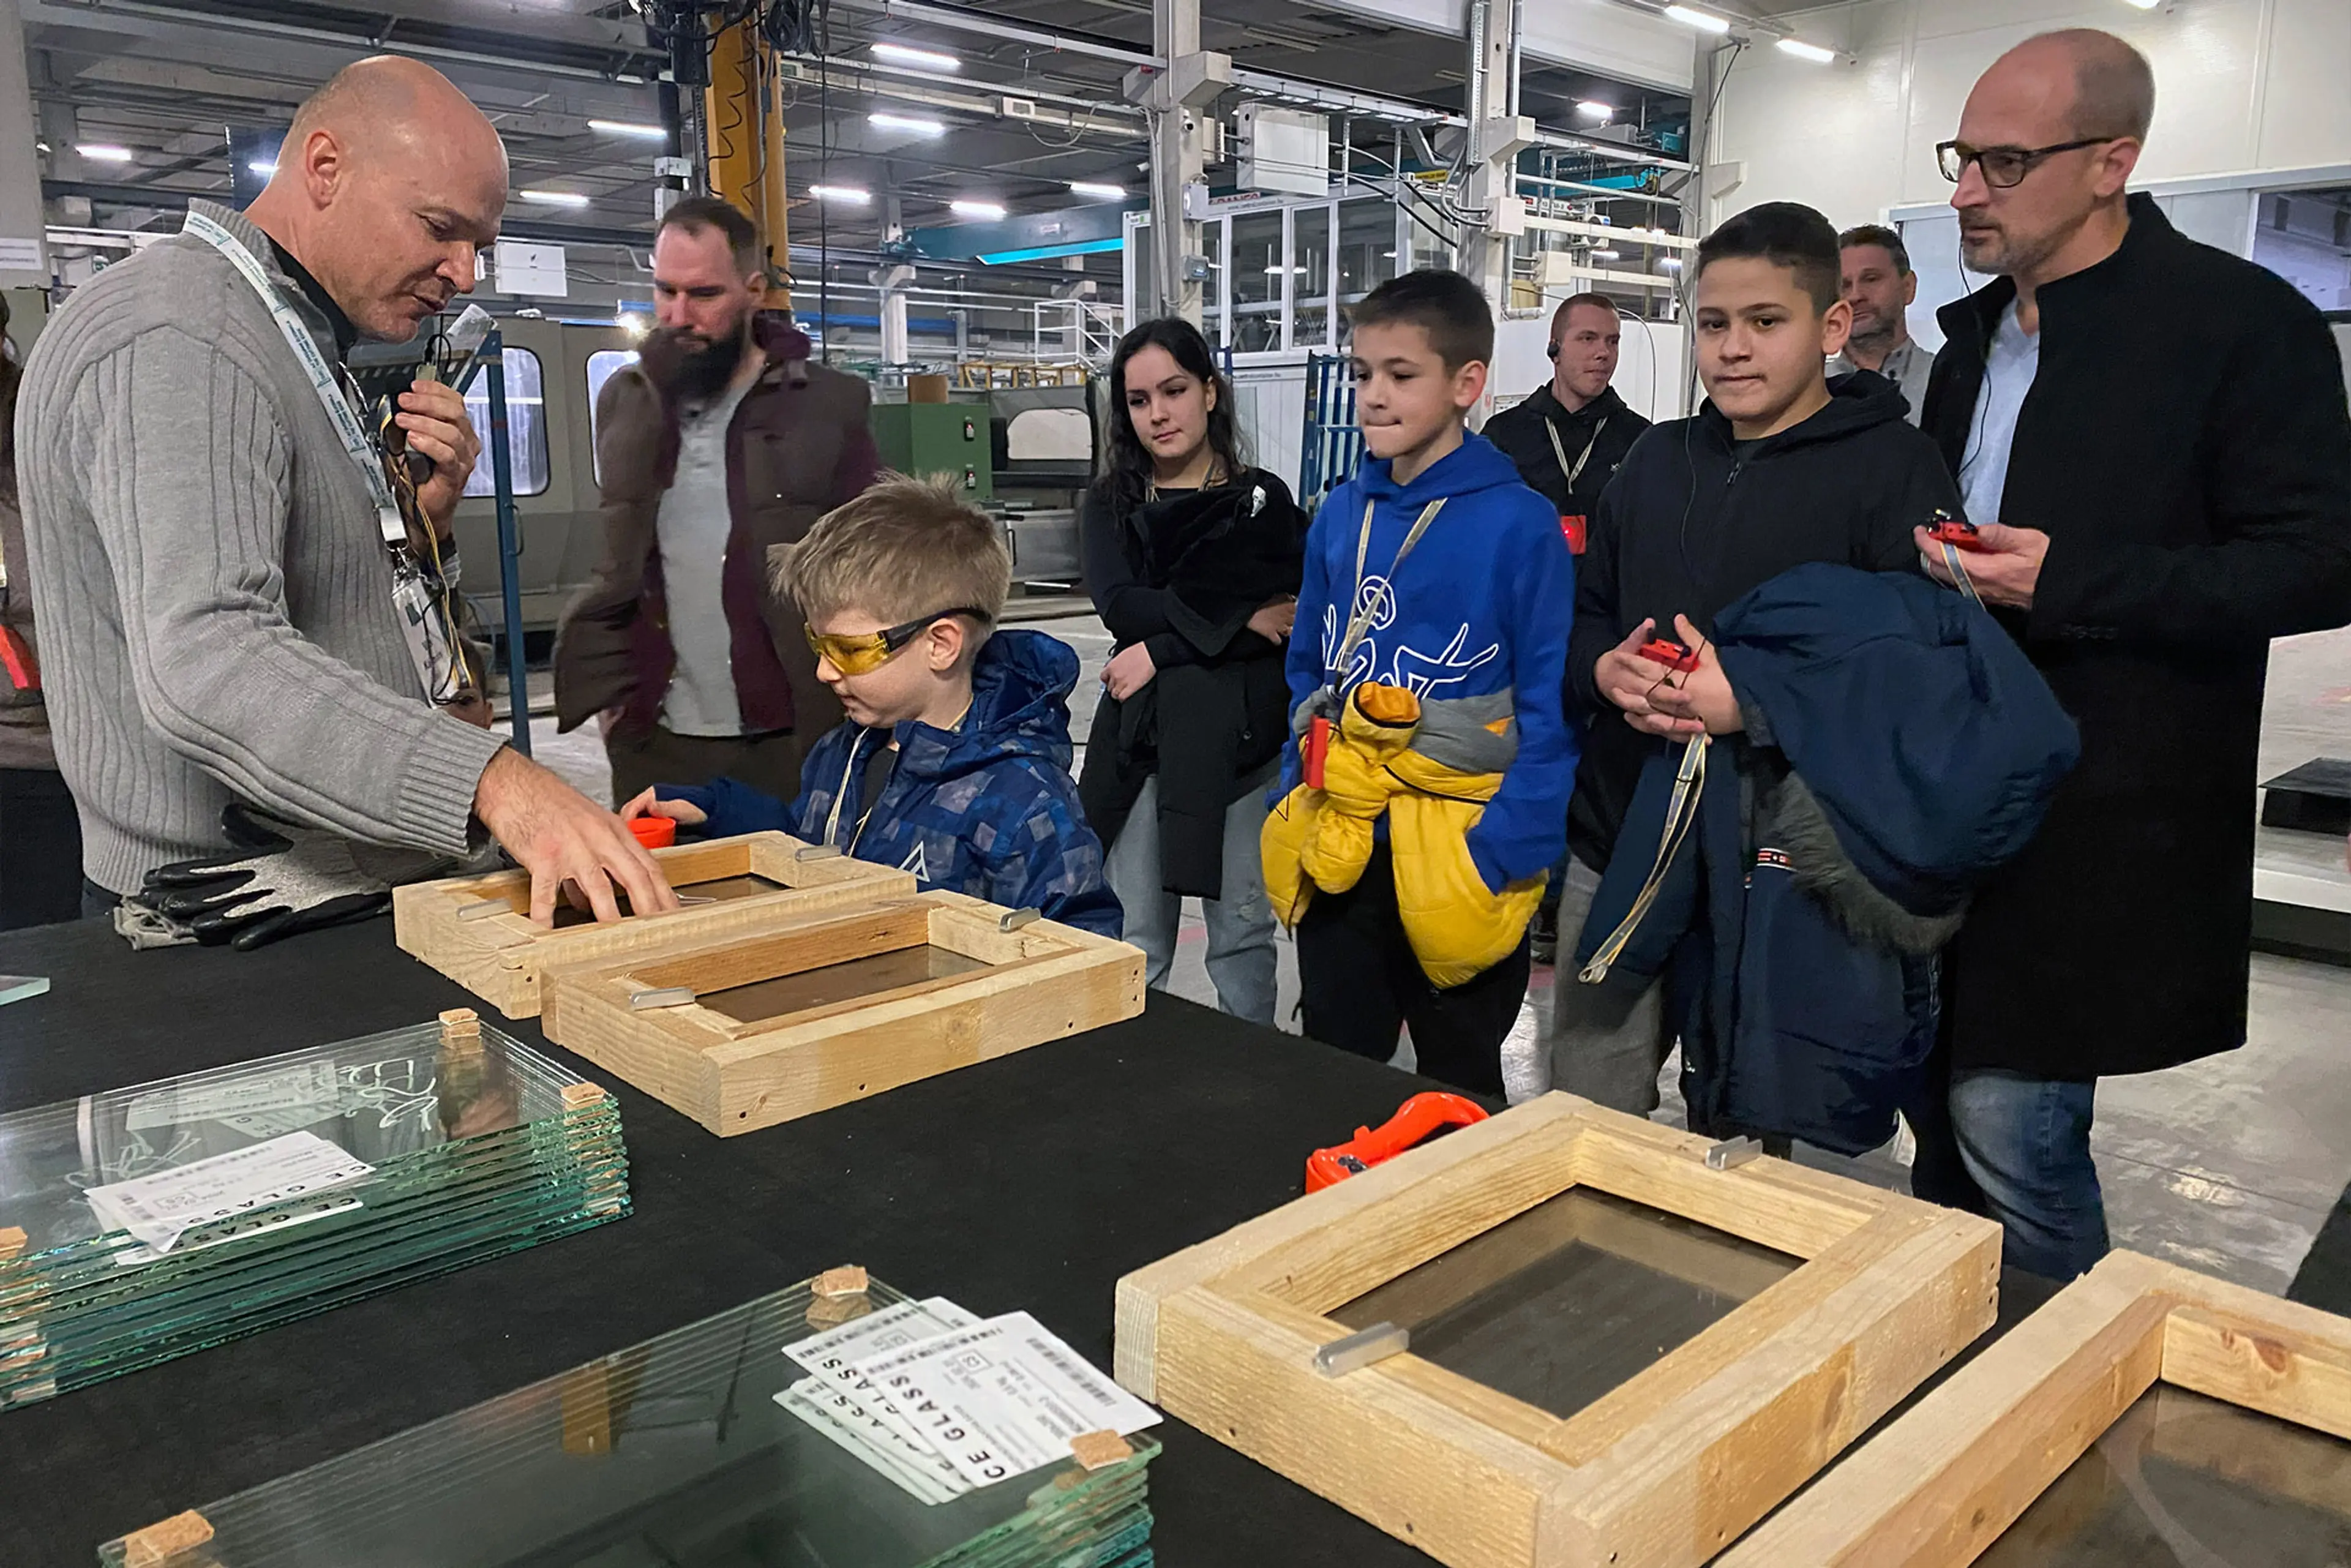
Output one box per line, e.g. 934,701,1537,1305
1485,291,1651,965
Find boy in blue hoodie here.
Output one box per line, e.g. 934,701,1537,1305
1273,270,1576,1093
623,475,1123,937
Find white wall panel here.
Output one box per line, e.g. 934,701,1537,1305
1711,0,2350,231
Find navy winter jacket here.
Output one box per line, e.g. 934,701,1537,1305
658,629,1123,937
1573,565,2079,1153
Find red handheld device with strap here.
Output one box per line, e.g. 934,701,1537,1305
1637,638,1702,674
1305,1092,1491,1193
1929,518,1987,552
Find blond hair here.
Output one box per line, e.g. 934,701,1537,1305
771,472,1011,629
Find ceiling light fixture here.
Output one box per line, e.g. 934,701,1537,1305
1663,6,1732,34
1775,38,1837,63
519,189,591,208
950,199,1007,220
588,118,667,138
1659,256,1684,270
1591,249,1620,261
871,41,959,72
2120,0,2160,8
77,144,133,163
247,159,277,176
809,184,872,203
870,112,946,137
1068,181,1127,200
1575,101,1613,119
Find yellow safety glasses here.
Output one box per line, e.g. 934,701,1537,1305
804,608,993,677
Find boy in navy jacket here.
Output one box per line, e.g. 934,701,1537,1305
626,476,1122,937
1277,271,1575,1092
1552,202,1965,1116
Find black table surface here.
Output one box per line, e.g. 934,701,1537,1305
0,915,1450,1567
0,917,2325,1567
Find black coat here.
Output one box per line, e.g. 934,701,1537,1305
1484,383,1649,527
1921,193,2351,1080
1077,471,1306,898
1565,375,1962,871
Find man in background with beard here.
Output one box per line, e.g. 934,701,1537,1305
555,197,879,803
1826,224,1933,424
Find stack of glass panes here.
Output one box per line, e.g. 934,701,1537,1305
0,1016,628,1408
96,1276,1160,1568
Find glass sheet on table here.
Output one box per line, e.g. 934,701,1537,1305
1,1021,628,1406
96,1277,1160,1568
1982,1384,2351,1567
1330,1186,1799,1421
700,947,993,1024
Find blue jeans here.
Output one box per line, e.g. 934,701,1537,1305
1924,1068,2109,1281
1103,773,1279,1026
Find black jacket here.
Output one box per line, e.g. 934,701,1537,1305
1565,375,1962,871
1484,383,1649,525
1921,193,2351,1081
1078,470,1306,898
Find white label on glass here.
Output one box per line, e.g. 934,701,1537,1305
83,1131,372,1253
845,1311,1160,1488
775,1376,970,1504
124,1061,341,1131
783,1296,978,1378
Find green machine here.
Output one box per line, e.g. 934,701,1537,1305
871,401,994,501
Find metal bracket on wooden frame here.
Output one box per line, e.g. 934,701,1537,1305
1114,1093,2003,1568
1719,1248,2351,1566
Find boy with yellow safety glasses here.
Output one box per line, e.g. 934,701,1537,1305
623,475,1122,936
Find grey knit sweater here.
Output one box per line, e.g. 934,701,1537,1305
15,201,508,895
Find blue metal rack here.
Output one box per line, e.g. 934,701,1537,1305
1300,353,1364,509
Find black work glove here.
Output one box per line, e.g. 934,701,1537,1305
139,803,401,951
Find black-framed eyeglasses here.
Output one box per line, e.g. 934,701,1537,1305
1937,137,2119,189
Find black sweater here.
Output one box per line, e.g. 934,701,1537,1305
1565,374,1963,869
1485,383,1649,520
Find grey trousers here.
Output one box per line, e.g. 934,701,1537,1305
1542,854,1675,1113
1103,773,1280,1026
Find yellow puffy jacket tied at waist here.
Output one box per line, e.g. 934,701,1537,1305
1262,681,1546,988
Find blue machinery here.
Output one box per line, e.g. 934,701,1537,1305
1300,353,1365,509
457,331,533,756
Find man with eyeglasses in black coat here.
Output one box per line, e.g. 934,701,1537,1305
1911,28,2351,1281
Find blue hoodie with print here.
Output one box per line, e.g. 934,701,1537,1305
1283,430,1577,893
657,629,1123,937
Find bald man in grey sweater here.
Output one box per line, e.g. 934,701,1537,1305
17,57,673,926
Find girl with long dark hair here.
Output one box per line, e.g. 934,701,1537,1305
1078,318,1306,1023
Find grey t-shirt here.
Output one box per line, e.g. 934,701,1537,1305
656,375,755,737
1959,302,2041,526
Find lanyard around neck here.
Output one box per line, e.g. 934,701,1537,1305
1543,411,1610,496
182,211,405,553
1334,495,1445,685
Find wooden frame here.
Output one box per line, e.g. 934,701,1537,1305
540,890,1144,1136
1113,1094,2002,1568
393,832,913,1019
1717,1249,2351,1566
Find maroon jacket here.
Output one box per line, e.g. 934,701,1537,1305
553,314,880,743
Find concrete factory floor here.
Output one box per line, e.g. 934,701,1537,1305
526,612,2351,1297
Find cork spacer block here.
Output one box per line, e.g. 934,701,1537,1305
0,1226,25,1264
560,1082,607,1110
438,1007,483,1051
812,1264,869,1299
120,1510,214,1567
1068,1430,1133,1471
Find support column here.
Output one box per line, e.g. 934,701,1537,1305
878,195,910,366
1126,0,1230,326
0,2,50,287
1457,0,1528,313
